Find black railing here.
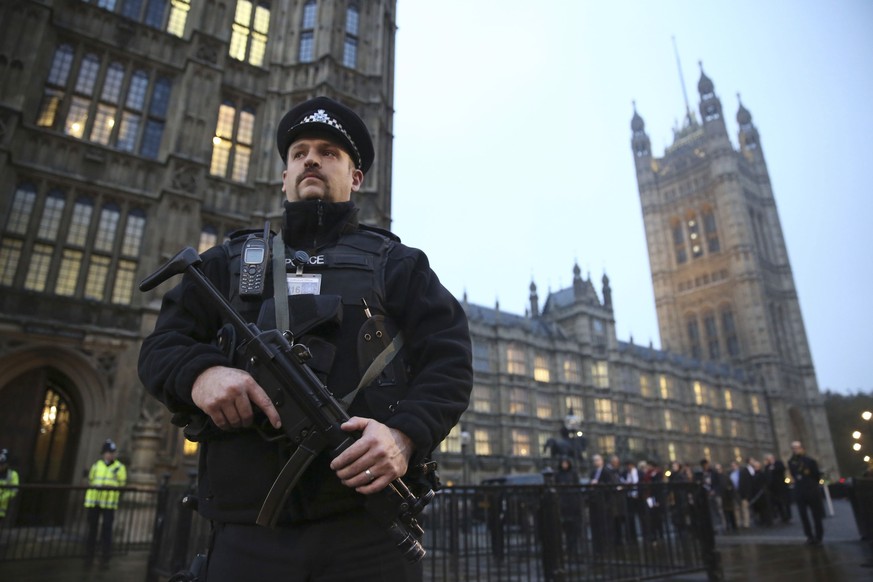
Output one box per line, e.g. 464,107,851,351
420,481,720,581
0,483,157,561
1,480,721,581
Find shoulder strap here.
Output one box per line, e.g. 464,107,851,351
272,233,289,332
339,332,404,409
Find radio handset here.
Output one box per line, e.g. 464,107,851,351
239,222,270,300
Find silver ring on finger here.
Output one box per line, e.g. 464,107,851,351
365,468,375,483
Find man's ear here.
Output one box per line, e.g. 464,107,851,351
350,168,364,192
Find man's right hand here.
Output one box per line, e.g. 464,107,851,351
191,366,282,431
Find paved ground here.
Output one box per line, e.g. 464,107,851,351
681,496,873,581
1,498,871,581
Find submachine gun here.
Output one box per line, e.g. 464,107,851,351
140,247,432,563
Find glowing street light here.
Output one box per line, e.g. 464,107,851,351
863,410,872,422
853,443,862,452
853,431,862,440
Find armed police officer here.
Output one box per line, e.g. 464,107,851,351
788,440,824,546
138,97,473,581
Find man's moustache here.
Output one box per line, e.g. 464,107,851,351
297,171,324,184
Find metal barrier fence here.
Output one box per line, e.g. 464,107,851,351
2,480,721,582
420,481,720,581
0,483,157,561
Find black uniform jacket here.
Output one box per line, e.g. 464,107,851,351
138,200,473,523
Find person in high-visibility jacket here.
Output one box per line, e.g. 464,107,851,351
0,448,19,522
84,439,127,569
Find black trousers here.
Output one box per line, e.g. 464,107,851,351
85,507,115,564
796,493,824,542
206,509,423,582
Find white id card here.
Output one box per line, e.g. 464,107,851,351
286,273,322,295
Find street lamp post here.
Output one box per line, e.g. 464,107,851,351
460,429,472,485
854,411,873,475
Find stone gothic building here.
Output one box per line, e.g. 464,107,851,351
0,0,398,521
0,0,835,504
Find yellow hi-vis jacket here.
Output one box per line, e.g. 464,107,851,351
84,460,127,510
0,469,19,517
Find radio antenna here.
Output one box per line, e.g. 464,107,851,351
672,36,694,127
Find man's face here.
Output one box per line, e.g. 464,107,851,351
282,136,363,203
592,455,603,468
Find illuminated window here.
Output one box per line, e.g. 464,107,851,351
730,420,739,438
591,360,609,388
85,255,110,299
597,435,615,454
693,381,703,406
24,243,53,292
724,389,733,410
474,429,493,456
511,430,531,457
0,239,24,286
660,375,670,400
37,46,171,158
699,414,711,434
229,0,271,66
534,354,550,383
439,425,462,454
751,395,761,415
88,0,192,36
664,410,673,431
505,343,526,375
668,442,677,462
472,385,492,413
536,394,553,419
509,387,529,415
210,101,255,182
55,249,83,296
112,259,137,304
640,374,652,398
595,399,614,423
733,447,742,462
1,186,146,303
562,357,580,383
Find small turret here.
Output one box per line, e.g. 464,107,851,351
529,280,539,318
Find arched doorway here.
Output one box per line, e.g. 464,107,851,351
0,367,82,525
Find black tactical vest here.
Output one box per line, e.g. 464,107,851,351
222,227,406,413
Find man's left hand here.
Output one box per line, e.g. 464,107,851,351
330,417,413,494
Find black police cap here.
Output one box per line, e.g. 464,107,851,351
276,96,374,174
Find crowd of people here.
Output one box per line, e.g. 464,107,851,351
548,440,826,554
